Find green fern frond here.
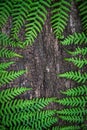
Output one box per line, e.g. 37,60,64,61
11,0,32,39
51,126,60,130
59,115,84,123
0,62,14,70
10,126,33,130
61,85,87,96
58,71,87,83
57,107,87,116
0,97,56,116
0,33,23,48
67,47,87,56
0,87,31,103
0,0,13,28
52,125,80,130
0,125,7,130
65,57,87,68
11,126,33,130
78,1,87,35
24,0,50,46
1,110,57,129
0,70,25,86
51,0,72,39
56,96,87,106
61,32,87,45
0,48,22,58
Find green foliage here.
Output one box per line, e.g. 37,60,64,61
57,107,87,116
52,125,80,130
56,96,87,107
0,87,58,130
51,0,72,39
11,0,32,39
61,85,87,96
0,70,26,86
65,57,87,68
77,1,87,35
0,33,22,48
0,62,14,70
67,47,87,56
24,0,50,46
0,48,22,58
0,97,57,116
0,87,31,103
60,32,87,45
59,115,84,123
0,0,13,28
58,71,87,83
0,0,87,129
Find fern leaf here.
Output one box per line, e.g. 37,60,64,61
10,126,33,130
1,110,57,128
57,107,87,116
0,0,13,28
58,71,87,83
0,97,56,116
11,0,32,39
59,115,84,123
24,0,50,46
61,85,87,96
0,70,25,86
51,0,72,39
0,62,14,70
0,87,31,103
78,1,87,35
0,48,22,58
65,57,87,68
0,125,7,130
56,96,87,107
0,33,23,48
60,32,87,45
52,125,80,130
67,47,87,56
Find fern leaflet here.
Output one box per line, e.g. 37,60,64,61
56,96,87,106
57,107,87,116
0,48,22,58
67,47,87,56
0,0,13,28
51,0,72,39
59,115,84,123
52,125,80,130
61,85,87,96
0,87,31,103
60,32,87,45
0,62,14,70
65,57,87,68
24,0,50,45
0,97,56,116
11,0,32,39
0,33,22,48
77,1,87,35
58,71,87,83
0,70,26,86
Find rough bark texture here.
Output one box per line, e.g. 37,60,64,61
2,1,82,125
